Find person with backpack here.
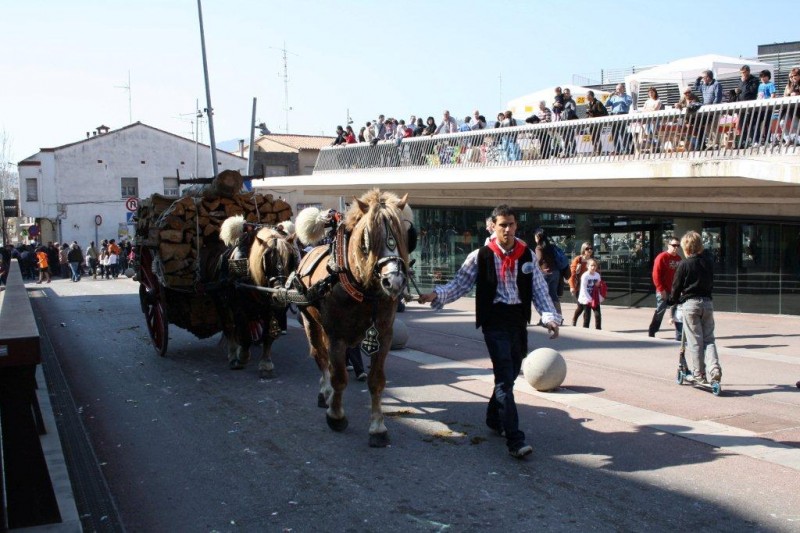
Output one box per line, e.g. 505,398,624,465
534,229,566,316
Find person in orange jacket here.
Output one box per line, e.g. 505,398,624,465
36,247,51,283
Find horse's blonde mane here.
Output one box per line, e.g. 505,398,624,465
345,189,409,288
248,226,296,287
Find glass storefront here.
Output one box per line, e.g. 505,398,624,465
410,207,800,315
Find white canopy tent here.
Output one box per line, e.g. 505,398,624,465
624,54,775,106
507,85,611,117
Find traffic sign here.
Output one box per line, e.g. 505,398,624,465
126,197,139,212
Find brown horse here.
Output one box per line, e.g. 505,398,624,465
215,218,299,378
295,189,409,447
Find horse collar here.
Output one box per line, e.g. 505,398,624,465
335,224,365,302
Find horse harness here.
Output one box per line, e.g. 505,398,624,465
244,215,407,357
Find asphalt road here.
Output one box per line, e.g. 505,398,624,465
29,277,800,532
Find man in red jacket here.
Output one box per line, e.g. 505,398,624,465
648,238,682,337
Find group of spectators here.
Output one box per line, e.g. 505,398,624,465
332,109,532,147
2,239,135,284
330,64,800,154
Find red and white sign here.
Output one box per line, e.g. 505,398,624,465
126,197,139,212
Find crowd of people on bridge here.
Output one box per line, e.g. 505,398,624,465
329,65,800,160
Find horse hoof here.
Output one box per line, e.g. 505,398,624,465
326,414,348,432
229,359,245,370
369,432,390,448
259,368,276,380
317,393,327,408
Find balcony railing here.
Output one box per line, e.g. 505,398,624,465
314,96,800,173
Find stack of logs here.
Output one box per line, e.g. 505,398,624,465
135,170,292,288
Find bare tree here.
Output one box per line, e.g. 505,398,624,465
1,130,19,244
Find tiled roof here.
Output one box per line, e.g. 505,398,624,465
258,134,334,151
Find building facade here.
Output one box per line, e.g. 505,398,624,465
262,97,800,315
18,122,247,246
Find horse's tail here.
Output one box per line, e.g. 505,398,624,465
296,207,330,245
220,215,245,246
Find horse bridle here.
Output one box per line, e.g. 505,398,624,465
360,220,408,284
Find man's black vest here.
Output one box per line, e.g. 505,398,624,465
475,245,533,329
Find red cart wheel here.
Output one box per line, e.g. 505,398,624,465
137,248,169,357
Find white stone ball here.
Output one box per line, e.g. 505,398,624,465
522,347,567,391
391,317,409,349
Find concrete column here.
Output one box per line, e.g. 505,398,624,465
574,214,594,249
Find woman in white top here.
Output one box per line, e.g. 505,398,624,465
642,87,663,112
576,258,602,329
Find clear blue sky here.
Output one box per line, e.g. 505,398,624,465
2,0,799,163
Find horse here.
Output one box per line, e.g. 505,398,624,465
212,216,300,378
294,189,409,447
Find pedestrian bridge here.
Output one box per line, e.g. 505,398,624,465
266,97,800,219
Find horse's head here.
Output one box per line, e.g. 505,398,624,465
345,189,410,299
248,226,300,289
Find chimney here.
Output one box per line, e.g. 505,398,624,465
239,139,245,157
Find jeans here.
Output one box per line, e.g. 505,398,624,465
346,346,365,375
543,270,560,304
69,261,81,281
648,292,671,336
483,327,527,450
682,297,720,378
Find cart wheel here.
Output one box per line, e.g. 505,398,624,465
676,369,684,385
711,382,721,396
138,248,169,357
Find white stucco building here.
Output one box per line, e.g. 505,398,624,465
18,122,247,246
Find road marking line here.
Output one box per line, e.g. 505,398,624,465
392,348,800,472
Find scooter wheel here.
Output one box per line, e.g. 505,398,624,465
711,382,722,396
676,369,685,385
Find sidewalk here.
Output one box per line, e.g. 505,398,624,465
395,297,800,468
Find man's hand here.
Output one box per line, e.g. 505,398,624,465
417,292,437,305
546,322,559,339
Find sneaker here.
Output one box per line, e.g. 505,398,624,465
693,373,708,385
509,444,533,459
356,372,367,382
280,330,288,335
708,368,722,383
346,365,354,371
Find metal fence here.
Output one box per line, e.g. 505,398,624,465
314,96,800,173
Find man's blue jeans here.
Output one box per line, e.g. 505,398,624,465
483,326,527,450
648,292,670,336
69,261,81,281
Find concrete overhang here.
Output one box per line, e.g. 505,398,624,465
260,156,800,219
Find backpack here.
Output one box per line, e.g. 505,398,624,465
552,244,569,272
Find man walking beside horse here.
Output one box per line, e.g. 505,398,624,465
418,204,561,459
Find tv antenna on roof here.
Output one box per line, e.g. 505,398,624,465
269,42,298,133
115,70,132,124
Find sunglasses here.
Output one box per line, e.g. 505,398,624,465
669,243,680,247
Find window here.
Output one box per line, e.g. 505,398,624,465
121,177,138,198
163,177,179,196
265,165,288,177
26,178,38,201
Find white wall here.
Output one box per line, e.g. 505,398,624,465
19,124,247,245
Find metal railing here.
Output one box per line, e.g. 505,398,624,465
314,96,800,173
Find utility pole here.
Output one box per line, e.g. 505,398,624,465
196,0,218,177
